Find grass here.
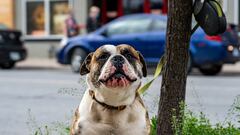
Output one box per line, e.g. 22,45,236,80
28,96,240,135
26,109,70,135
150,96,240,135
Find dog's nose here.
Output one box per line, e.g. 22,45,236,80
111,55,124,68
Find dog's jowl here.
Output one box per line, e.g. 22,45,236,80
70,44,150,135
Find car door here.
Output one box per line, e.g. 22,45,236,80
139,17,167,63
88,17,152,57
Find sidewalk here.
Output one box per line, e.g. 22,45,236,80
16,58,68,70
223,62,240,72
15,58,240,74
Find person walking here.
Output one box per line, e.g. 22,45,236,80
86,6,101,33
64,9,79,38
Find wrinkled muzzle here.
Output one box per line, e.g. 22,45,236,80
98,55,137,88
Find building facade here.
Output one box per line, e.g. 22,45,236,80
12,0,166,41
0,0,238,58
1,0,238,41
221,0,239,25
14,0,87,41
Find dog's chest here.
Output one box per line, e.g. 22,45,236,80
78,99,148,135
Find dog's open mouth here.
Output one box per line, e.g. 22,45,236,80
99,70,137,88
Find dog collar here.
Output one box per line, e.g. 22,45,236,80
89,90,126,111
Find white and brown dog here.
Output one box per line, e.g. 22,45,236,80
70,44,150,135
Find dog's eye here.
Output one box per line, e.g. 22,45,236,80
125,53,135,60
97,53,110,61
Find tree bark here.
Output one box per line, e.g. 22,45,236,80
157,0,192,135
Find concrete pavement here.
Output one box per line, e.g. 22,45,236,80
0,58,239,135
16,58,240,74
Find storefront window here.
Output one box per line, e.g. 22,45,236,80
50,1,69,35
123,0,144,14
106,0,118,22
0,0,14,29
25,0,71,37
26,1,45,36
150,0,162,14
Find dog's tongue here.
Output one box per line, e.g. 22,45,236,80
106,76,129,88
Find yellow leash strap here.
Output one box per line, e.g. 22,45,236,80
138,56,165,94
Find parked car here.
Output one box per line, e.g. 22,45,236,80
0,23,27,69
57,14,240,75
221,24,239,64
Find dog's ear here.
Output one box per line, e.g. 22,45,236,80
137,51,147,77
80,52,93,75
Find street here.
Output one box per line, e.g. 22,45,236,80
0,61,240,135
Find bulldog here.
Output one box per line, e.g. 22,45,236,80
70,44,150,135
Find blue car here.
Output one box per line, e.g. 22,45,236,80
57,14,240,75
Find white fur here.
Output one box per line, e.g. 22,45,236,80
72,45,149,135
103,44,117,54
77,89,148,135
92,47,140,106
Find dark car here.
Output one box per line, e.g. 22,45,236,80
57,14,240,75
0,23,27,69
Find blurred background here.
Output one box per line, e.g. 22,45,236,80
0,0,238,60
0,0,240,135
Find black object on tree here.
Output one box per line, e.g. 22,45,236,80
157,0,193,134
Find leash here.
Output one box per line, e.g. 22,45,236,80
138,56,165,94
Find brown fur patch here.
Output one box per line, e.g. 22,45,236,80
117,44,140,61
117,44,147,77
127,112,137,123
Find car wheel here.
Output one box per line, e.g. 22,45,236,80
199,64,222,76
71,48,87,73
187,55,193,74
0,62,15,69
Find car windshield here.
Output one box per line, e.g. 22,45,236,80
106,17,152,36
151,19,167,31
0,24,8,30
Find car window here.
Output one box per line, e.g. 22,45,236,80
151,16,197,31
151,19,167,31
106,18,152,36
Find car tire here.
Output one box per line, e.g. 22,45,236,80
0,62,15,69
71,48,87,73
199,64,222,76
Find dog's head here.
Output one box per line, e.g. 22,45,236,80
80,44,147,91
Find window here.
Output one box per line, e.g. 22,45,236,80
24,0,71,37
150,0,162,9
26,1,45,36
0,0,14,29
150,0,162,14
50,1,69,35
106,18,151,36
151,19,167,31
123,0,144,14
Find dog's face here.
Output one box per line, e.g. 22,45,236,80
80,44,147,95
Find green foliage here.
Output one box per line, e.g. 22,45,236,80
150,116,157,135
29,96,240,135
27,109,70,135
150,98,240,135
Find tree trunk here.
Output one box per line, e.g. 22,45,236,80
157,0,192,135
